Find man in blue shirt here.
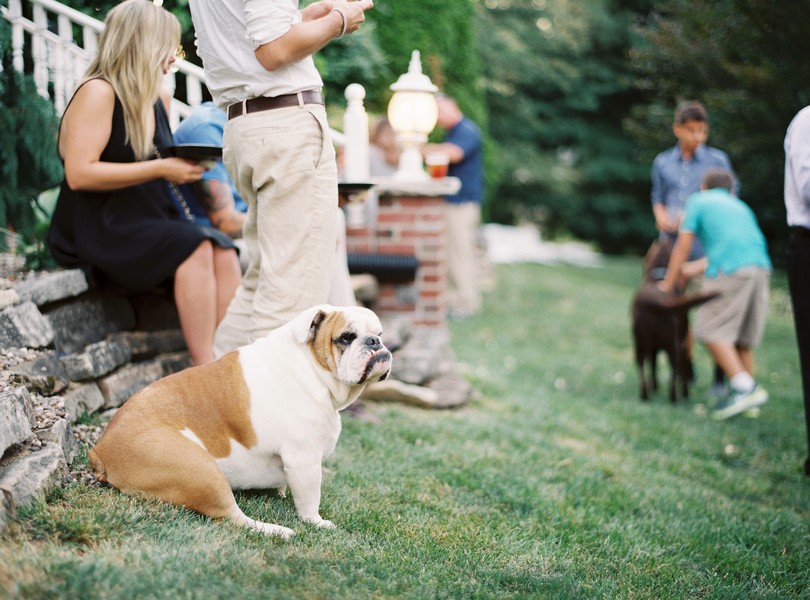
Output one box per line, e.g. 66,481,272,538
423,94,484,318
174,102,247,239
651,101,738,261
659,169,771,420
651,101,738,394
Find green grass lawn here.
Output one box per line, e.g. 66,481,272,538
2,258,808,599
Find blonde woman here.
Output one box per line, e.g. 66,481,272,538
48,0,240,365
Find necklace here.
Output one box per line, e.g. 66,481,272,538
152,145,196,223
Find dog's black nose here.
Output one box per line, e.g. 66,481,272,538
364,335,383,350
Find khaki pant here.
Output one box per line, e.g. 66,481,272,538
444,202,481,316
214,104,338,357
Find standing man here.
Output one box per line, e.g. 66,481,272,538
651,100,738,258
189,0,373,356
784,105,810,476
423,94,484,319
651,100,738,395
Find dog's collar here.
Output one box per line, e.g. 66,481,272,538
649,267,668,281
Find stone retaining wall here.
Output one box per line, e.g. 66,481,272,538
0,268,190,532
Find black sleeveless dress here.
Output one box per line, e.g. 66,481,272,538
48,84,235,291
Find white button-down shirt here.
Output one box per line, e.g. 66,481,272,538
785,106,810,229
189,0,323,109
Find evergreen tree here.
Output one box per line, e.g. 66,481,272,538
628,0,810,263
478,0,653,254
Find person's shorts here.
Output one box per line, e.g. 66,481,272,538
695,267,770,347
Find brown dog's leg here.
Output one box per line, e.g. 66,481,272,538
634,337,647,400
637,354,650,401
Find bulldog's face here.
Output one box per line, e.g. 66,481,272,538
299,305,393,386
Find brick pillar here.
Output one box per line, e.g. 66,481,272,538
344,179,460,327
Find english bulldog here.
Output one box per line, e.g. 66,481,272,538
89,305,393,539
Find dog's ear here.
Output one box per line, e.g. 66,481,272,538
307,310,328,344
291,304,334,344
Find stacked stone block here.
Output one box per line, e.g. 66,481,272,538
0,268,189,532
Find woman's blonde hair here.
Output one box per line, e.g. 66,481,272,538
84,0,180,160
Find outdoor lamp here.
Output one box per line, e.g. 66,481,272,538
387,50,438,181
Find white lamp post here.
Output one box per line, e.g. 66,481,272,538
387,50,438,181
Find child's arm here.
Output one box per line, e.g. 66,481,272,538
658,231,695,292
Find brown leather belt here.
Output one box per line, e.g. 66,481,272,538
227,90,324,120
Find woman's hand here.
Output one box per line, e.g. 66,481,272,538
159,158,207,184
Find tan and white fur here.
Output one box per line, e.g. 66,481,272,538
89,305,393,539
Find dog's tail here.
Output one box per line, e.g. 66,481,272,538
672,291,721,311
88,447,108,484
634,287,720,312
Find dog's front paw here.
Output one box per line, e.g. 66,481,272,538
316,519,336,529
303,516,336,529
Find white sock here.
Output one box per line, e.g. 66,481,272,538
730,372,755,393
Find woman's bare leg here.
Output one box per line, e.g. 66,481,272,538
175,241,217,365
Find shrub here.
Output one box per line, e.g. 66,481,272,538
0,19,62,264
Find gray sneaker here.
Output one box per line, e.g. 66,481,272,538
712,385,769,420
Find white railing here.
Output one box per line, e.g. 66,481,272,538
2,0,207,127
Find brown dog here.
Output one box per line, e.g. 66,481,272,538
631,239,718,402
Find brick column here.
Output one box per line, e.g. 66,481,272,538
344,178,460,327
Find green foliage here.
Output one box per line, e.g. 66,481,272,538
1,261,808,597
315,23,390,110
627,0,810,265
477,0,654,254
50,0,805,260
0,20,62,259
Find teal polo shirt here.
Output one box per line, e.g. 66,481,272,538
680,188,771,278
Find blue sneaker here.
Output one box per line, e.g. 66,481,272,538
712,385,768,420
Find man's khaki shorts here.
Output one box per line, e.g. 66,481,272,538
695,267,770,347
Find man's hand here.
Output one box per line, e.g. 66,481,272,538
653,204,678,234
301,1,336,22
255,0,374,71
331,0,374,36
